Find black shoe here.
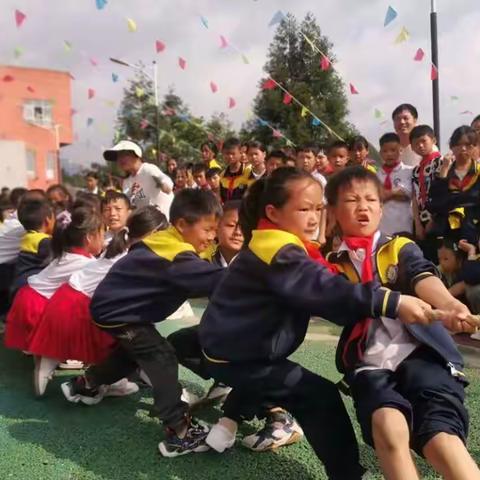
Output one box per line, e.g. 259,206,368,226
61,376,104,406
158,419,210,457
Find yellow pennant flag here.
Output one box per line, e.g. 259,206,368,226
64,41,72,52
300,106,308,117
127,18,137,32
135,87,144,98
104,100,116,108
241,54,250,65
394,26,410,44
304,34,315,52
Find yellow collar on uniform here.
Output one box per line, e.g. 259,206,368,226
249,229,305,265
20,230,50,254
142,226,196,261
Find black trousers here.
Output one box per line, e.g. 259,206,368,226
87,323,188,430
206,358,364,480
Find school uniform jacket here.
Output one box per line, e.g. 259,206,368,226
12,231,51,292
327,234,464,375
199,228,400,364
90,227,224,328
219,164,252,203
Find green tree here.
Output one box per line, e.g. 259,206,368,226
244,12,356,147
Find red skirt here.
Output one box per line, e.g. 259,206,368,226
4,285,48,351
28,283,116,364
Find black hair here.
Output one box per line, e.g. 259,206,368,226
51,207,103,259
327,140,349,154
266,150,287,162
392,103,418,120
19,189,47,204
449,125,478,149
222,137,241,151
101,190,131,210
222,200,242,215
348,136,369,150
192,163,207,175
9,187,28,209
105,206,168,259
379,132,401,147
206,167,222,179
200,140,218,156
437,237,467,263
86,171,99,180
472,115,480,126
170,189,222,225
325,166,382,207
73,192,102,212
46,184,73,211
296,144,319,156
17,200,54,231
246,140,266,152
410,125,435,143
239,167,315,243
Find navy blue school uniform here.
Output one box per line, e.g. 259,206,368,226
199,227,400,480
327,233,468,455
12,230,51,294
87,226,224,430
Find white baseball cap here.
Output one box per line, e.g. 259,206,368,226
103,140,142,162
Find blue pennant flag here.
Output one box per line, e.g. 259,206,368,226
112,73,119,82
268,10,285,27
384,6,397,27
257,119,269,127
311,118,321,127
96,0,107,10
200,16,209,28
87,118,94,127
178,114,190,122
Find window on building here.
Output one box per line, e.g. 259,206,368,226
46,152,57,181
26,149,37,178
23,100,53,127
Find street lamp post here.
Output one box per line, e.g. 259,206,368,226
109,58,161,165
430,0,440,145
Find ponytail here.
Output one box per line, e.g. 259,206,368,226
239,177,267,244
105,206,168,259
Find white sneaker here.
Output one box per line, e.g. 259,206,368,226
33,356,59,397
204,382,232,403
205,422,236,453
104,378,139,397
470,332,480,341
181,388,200,406
58,360,84,370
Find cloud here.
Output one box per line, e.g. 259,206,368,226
0,0,479,168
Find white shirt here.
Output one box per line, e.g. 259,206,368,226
28,252,95,299
69,252,126,298
338,231,419,373
377,162,413,235
123,162,174,219
400,144,422,167
0,217,24,264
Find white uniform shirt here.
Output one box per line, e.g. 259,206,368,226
28,252,95,299
123,162,174,219
400,144,421,167
0,217,24,264
377,162,414,235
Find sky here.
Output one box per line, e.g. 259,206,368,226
1,0,480,169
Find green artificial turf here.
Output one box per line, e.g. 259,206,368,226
1,320,480,480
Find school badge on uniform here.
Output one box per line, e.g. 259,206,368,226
386,264,398,284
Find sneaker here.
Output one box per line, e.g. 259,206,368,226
104,378,139,397
59,360,84,370
158,419,210,457
61,376,105,406
33,356,59,397
204,382,232,403
205,422,236,453
181,388,200,406
242,410,304,452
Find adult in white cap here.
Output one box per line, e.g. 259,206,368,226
104,141,174,219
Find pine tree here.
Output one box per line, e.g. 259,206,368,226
244,12,355,148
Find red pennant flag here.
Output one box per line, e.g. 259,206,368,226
155,40,165,53
349,83,359,95
219,35,228,48
431,64,438,80
320,56,330,71
26,86,35,93
262,79,277,90
140,119,149,129
178,57,187,70
88,88,95,99
228,97,236,109
90,58,99,67
283,93,293,105
210,81,218,93
15,9,26,28
2,75,14,82
414,48,425,61
272,129,283,139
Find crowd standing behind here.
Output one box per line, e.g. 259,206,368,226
1,104,480,479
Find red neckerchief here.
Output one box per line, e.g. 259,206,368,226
448,160,479,192
381,162,400,191
69,247,93,258
256,218,338,273
418,151,441,204
341,235,374,369
320,164,334,176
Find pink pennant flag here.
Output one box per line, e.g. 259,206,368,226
210,81,218,93
272,129,283,138
140,119,149,129
431,64,438,81
90,58,99,67
178,57,187,70
320,56,330,71
262,79,276,90
414,48,425,61
349,83,359,95
26,86,35,93
163,107,176,116
228,97,236,109
219,35,228,48
70,108,78,116
461,110,473,115
88,88,95,99
15,9,26,28
155,40,166,53
2,75,14,82
283,93,293,105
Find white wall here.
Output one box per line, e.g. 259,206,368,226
0,140,27,188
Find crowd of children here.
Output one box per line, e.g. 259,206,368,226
1,104,480,479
